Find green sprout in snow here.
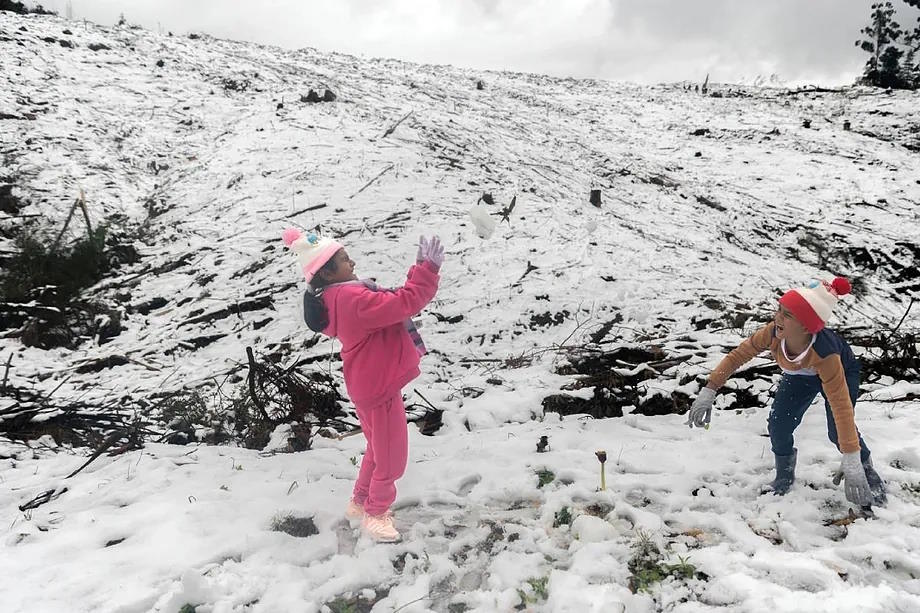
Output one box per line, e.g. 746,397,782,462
553,506,573,527
536,468,555,488
517,576,549,607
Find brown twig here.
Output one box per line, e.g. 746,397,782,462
1,352,11,391
19,487,68,512
334,429,364,441
284,203,327,219
245,346,273,424
50,196,80,254
244,346,349,442
349,164,395,199
381,110,413,139
66,428,124,479
511,261,538,287
887,297,916,341
76,189,91,234
413,388,440,412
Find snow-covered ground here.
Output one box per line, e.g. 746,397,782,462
2,11,920,613
4,402,920,612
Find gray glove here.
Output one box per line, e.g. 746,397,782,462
840,451,872,507
686,386,716,428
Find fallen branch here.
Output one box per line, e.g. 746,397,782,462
511,261,538,288
413,388,440,412
886,297,916,343
77,188,91,234
244,345,351,446
246,346,273,424
0,213,43,219
44,374,72,403
50,195,81,254
284,203,327,218
333,429,364,441
381,110,413,139
780,86,846,96
349,164,395,199
19,487,68,512
1,352,11,391
65,428,124,479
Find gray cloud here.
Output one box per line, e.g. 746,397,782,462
37,0,915,85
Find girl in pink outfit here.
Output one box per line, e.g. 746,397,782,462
282,228,443,542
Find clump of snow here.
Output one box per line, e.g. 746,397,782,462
468,202,497,239
571,513,619,542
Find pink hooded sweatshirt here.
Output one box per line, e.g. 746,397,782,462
321,262,440,407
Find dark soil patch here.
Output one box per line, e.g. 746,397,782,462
271,515,318,538
528,310,569,328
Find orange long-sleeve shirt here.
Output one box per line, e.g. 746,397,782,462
707,322,862,453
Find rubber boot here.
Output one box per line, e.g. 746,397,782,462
863,457,888,507
769,449,797,495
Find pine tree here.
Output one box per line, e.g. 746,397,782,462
903,1,920,87
879,45,906,87
0,0,55,13
855,1,904,87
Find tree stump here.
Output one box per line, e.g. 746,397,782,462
589,189,602,208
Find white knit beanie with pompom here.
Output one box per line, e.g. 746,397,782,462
281,227,343,283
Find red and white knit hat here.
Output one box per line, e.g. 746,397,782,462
778,277,851,333
281,227,343,283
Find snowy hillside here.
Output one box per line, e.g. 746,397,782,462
2,11,920,613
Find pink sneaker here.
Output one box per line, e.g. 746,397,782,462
345,499,364,524
362,511,400,542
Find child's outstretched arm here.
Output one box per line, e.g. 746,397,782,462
352,236,443,330
353,264,439,330
707,323,775,390
687,322,774,428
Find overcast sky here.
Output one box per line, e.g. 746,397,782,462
34,0,918,85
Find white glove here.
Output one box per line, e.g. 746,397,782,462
686,387,716,429
840,451,872,507
416,235,444,270
415,236,430,264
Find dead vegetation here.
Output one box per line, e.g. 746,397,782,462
0,188,139,349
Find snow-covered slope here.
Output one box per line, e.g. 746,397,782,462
2,12,920,613
2,12,918,421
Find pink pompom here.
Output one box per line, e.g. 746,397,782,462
831,277,851,296
282,227,302,247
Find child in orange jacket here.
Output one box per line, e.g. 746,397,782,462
687,277,886,508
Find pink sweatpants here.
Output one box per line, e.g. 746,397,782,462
352,392,409,517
